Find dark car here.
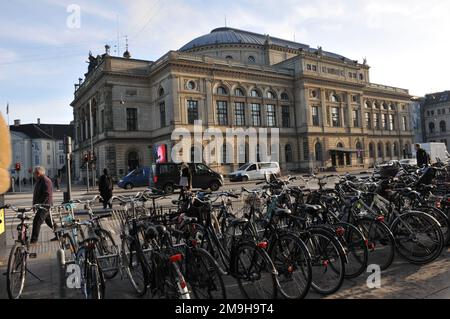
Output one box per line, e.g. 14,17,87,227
149,163,225,194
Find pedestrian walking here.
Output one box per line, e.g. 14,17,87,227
99,169,114,209
415,144,430,168
30,166,56,244
179,162,192,190
54,175,60,192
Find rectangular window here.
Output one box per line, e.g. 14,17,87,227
303,141,309,160
126,108,138,131
312,106,320,126
389,114,395,131
47,143,50,150
402,116,408,131
307,64,312,70
187,100,199,125
312,65,317,71
374,113,380,129
331,107,340,127
366,113,372,129
234,102,246,126
35,155,40,165
353,110,360,127
101,110,105,132
251,103,261,126
382,114,388,130
59,143,64,151
47,155,51,165
160,102,166,128
266,105,276,127
59,155,65,165
282,106,290,128
217,101,228,126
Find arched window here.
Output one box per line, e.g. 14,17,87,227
331,94,340,103
374,102,380,109
365,101,372,109
225,55,233,60
429,122,435,134
251,89,261,98
128,151,140,171
393,142,399,157
234,88,245,97
217,86,228,95
377,142,384,158
440,121,447,133
369,143,375,158
315,142,323,162
383,103,389,110
356,141,364,164
267,91,276,99
390,104,396,111
285,144,293,163
281,93,289,101
158,87,165,97
248,56,256,63
386,143,392,157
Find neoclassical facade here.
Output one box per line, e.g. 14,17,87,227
421,91,450,146
71,27,413,180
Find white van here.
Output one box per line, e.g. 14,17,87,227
229,162,281,182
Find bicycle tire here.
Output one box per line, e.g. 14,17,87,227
7,243,26,300
391,211,444,265
95,229,119,280
234,241,278,299
121,236,148,296
413,206,450,245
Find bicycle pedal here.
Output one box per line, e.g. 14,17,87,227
29,253,37,259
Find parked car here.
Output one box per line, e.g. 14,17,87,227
118,167,152,189
399,159,418,167
149,162,224,194
229,162,281,182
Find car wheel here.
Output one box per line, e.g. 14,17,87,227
125,183,133,190
164,184,174,195
210,181,220,192
242,176,249,182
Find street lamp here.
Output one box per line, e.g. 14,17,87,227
89,99,96,190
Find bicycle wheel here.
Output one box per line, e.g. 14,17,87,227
414,206,450,245
391,211,444,265
95,229,119,280
332,222,369,279
269,233,312,299
234,241,278,299
59,233,78,264
76,246,106,299
121,237,148,296
184,247,227,299
7,243,27,299
301,228,346,295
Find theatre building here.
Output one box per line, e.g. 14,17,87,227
71,27,414,180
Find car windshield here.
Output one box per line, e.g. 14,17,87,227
238,164,250,171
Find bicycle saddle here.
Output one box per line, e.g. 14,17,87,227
301,204,323,214
229,217,248,227
273,208,292,217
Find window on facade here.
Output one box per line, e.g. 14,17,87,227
59,143,64,151
312,65,317,71
331,94,340,103
366,113,372,129
59,155,65,165
217,86,228,95
187,100,199,125
225,55,233,60
369,143,375,158
251,104,261,126
251,90,261,98
235,88,245,97
187,81,196,90
378,143,384,158
47,142,50,150
303,141,309,160
402,116,408,131
248,56,256,63
310,89,318,99
159,88,165,97
101,110,105,133
394,143,399,157
282,106,290,128
307,64,312,70
383,103,389,110
359,74,364,80
441,121,447,133
126,108,138,131
266,105,276,127
217,101,228,126
312,106,320,126
331,107,341,127
285,144,293,163
389,115,395,131
365,101,371,109
353,110,360,127
390,104,396,111
386,143,392,157
35,155,40,165
160,102,166,128
315,142,323,162
234,102,246,126
47,155,51,165
267,91,276,99
429,122,435,134
281,93,289,101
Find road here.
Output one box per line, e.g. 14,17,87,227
2,172,450,299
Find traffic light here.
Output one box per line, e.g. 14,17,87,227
84,154,89,163
15,163,21,171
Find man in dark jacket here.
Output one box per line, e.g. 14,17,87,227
30,166,54,244
415,144,430,167
99,169,114,209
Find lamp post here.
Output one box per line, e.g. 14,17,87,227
89,99,96,190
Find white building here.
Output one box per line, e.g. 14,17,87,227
9,120,74,182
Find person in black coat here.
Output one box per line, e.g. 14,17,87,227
99,169,114,209
415,144,430,168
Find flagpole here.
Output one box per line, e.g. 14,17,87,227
6,102,10,128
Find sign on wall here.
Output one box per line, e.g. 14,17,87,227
0,209,5,235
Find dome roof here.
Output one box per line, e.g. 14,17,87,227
180,27,310,51
179,27,353,63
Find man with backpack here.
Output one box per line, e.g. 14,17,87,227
99,169,114,209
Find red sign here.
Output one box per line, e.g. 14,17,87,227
15,163,21,171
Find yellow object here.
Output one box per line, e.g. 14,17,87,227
0,209,4,235
0,114,11,194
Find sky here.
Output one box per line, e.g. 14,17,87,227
0,0,449,125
